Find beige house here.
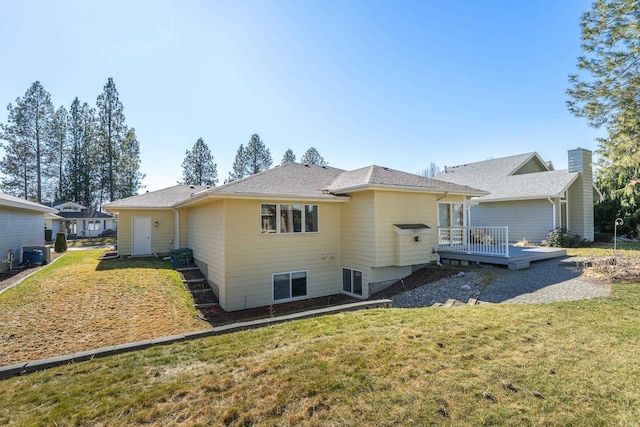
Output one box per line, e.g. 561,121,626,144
0,192,57,272
436,148,602,243
104,163,485,311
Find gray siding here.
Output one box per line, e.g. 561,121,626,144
1,207,45,272
470,200,553,244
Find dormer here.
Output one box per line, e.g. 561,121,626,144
53,201,86,212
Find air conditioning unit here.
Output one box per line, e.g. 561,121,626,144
22,245,52,264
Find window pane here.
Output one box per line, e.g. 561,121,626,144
438,204,450,227
452,203,464,226
353,270,363,295
342,268,351,292
305,205,318,232
280,204,302,233
261,204,277,234
291,271,307,297
273,273,290,300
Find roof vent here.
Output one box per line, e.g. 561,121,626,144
189,185,194,189
304,164,310,167
206,186,211,189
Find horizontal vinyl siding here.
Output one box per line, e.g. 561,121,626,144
0,207,45,272
114,210,175,256
374,191,446,267
224,199,341,311
186,201,225,304
470,200,553,243
340,192,375,293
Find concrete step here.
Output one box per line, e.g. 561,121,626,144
508,260,530,270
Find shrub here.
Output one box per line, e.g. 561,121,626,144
541,228,585,248
54,232,68,253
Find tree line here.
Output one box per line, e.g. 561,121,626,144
0,79,143,207
180,135,328,186
567,0,640,236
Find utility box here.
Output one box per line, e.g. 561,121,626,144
170,248,193,268
23,245,52,264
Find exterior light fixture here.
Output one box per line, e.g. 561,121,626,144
154,221,159,227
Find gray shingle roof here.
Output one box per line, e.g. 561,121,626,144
204,163,346,199
0,192,57,213
436,153,578,201
328,165,486,195
103,185,208,210
105,163,486,210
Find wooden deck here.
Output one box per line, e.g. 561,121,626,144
438,246,566,270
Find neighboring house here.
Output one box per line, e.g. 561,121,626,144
44,213,66,238
0,192,57,272
53,202,117,237
104,163,485,312
436,148,602,243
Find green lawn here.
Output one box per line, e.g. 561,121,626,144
1,249,639,425
65,236,117,247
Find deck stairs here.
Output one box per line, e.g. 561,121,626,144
175,265,219,310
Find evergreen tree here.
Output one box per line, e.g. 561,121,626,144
96,78,126,203
181,137,218,186
567,0,640,224
117,128,145,198
228,144,247,182
300,147,327,166
66,98,98,207
0,81,54,202
281,148,296,165
48,106,68,201
244,134,272,175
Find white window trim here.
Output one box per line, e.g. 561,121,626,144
272,270,309,302
342,267,364,297
260,203,320,235
437,202,466,227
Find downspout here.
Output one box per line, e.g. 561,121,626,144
172,209,180,250
547,197,556,230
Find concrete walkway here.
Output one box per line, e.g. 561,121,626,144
477,257,610,304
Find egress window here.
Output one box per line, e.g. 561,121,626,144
261,204,319,234
273,271,308,301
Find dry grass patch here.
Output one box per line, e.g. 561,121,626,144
0,250,205,365
1,285,640,425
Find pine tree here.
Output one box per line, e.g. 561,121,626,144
300,147,327,166
96,78,126,203
117,128,145,198
66,98,98,207
567,0,640,232
0,81,54,202
181,137,218,186
244,134,272,175
281,149,296,165
48,106,68,201
228,144,247,182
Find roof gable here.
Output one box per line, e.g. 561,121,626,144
436,152,581,201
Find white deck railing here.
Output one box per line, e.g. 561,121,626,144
438,226,509,257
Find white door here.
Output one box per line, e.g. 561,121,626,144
132,217,151,256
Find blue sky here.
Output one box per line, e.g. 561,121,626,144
0,0,601,193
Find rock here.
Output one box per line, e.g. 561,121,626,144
461,284,472,291
456,272,466,277
482,392,496,401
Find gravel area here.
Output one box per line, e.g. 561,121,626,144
392,258,611,308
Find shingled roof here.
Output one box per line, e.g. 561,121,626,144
328,165,486,195
0,192,57,213
103,185,208,210
105,163,486,210
436,153,579,202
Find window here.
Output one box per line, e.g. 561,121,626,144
438,203,464,227
87,220,101,231
261,204,319,234
273,271,308,301
342,268,363,296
